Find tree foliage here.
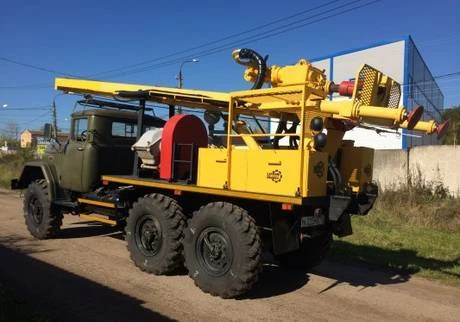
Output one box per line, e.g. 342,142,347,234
1,122,19,140
442,106,460,145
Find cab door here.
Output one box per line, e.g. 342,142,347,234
60,117,88,192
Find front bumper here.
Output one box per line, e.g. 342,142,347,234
10,178,19,190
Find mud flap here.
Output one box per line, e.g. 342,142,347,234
333,213,353,237
328,195,351,221
328,195,353,238
269,204,300,255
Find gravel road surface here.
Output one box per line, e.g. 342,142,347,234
0,189,458,322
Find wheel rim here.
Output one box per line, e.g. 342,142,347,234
135,216,163,256
196,227,233,277
28,196,43,225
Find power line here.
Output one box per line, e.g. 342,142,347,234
398,71,460,93
0,57,80,78
2,0,458,95
419,32,460,47
435,71,460,80
12,111,50,125
3,0,457,97
101,0,381,79
109,0,381,78
0,84,51,90
87,0,346,78
0,0,355,87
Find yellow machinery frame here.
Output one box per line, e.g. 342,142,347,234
55,52,445,201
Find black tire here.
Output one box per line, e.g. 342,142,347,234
126,193,186,275
23,179,62,239
277,232,332,269
184,202,262,298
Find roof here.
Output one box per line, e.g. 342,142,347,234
71,109,166,126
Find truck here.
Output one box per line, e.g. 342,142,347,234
11,48,448,298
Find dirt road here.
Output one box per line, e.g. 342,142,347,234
0,189,458,322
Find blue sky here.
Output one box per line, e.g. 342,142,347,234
1,0,459,133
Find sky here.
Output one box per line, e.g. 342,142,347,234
0,0,459,134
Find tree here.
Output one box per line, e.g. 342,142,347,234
442,106,460,145
1,121,19,140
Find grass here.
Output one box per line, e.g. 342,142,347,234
0,149,35,188
0,281,54,322
330,178,460,286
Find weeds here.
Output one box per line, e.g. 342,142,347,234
0,148,35,188
330,172,460,285
374,169,460,232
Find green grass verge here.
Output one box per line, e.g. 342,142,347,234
0,149,35,188
0,281,54,322
330,210,460,286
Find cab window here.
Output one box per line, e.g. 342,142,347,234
112,121,137,138
72,118,88,141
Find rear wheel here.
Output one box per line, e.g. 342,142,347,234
23,179,62,239
184,202,262,298
126,193,186,275
277,232,332,269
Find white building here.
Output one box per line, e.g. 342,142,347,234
269,36,444,149
312,36,443,149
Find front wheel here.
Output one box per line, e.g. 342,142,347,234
184,202,262,298
23,179,62,239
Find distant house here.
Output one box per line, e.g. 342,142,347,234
0,141,9,153
0,141,17,155
20,129,69,148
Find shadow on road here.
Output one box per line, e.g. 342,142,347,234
243,254,412,299
10,221,456,301
241,264,310,299
330,240,459,277
312,239,459,293
312,259,411,294
0,241,174,322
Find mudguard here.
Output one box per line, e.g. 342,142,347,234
11,161,59,201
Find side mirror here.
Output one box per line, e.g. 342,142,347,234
43,123,52,141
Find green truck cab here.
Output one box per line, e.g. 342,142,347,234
12,106,165,219
43,109,164,193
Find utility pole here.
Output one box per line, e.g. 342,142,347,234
176,59,199,114
52,99,57,138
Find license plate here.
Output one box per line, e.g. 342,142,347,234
301,215,325,227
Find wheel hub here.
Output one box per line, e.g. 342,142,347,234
28,197,43,225
197,227,233,276
136,217,162,256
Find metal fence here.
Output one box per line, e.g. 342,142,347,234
405,37,444,147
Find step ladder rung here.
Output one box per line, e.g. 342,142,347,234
79,213,117,226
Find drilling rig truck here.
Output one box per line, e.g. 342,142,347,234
11,48,448,298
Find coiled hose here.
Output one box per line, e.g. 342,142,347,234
233,48,267,90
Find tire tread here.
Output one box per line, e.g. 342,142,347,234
184,202,262,298
126,193,186,275
23,179,62,239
